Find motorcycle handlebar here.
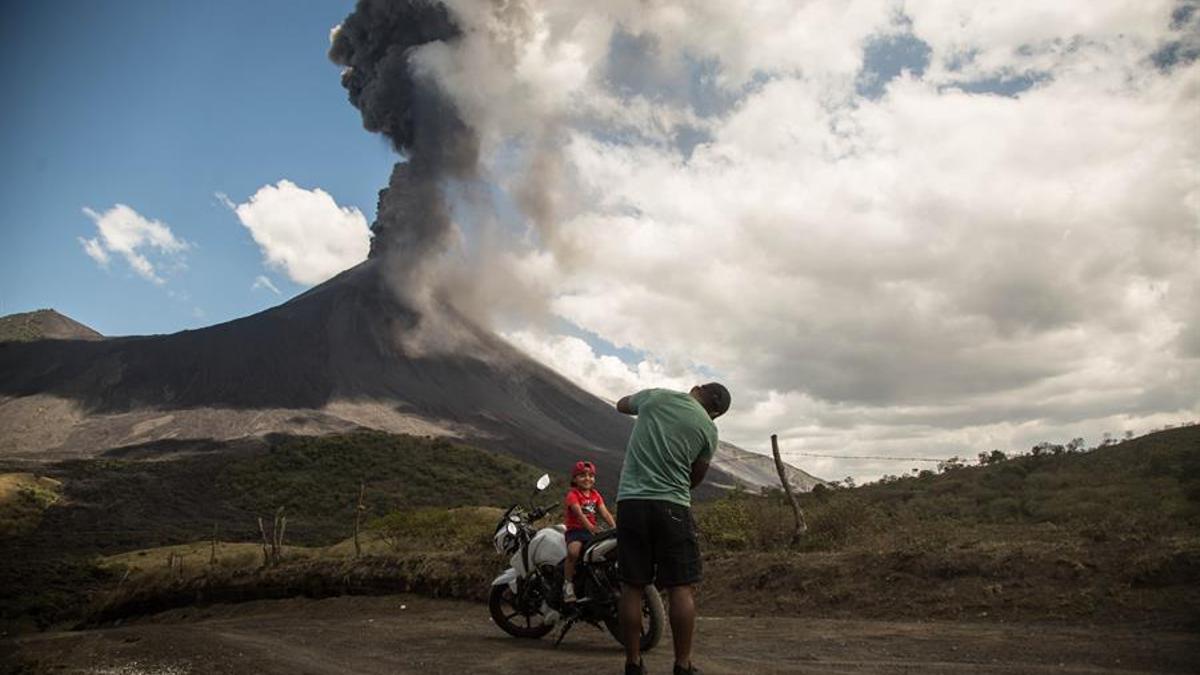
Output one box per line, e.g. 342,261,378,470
528,503,559,521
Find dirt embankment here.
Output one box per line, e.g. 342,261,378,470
7,594,1199,674
81,535,1200,633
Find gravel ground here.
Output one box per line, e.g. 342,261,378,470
5,594,1198,674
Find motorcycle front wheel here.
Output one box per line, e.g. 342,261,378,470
489,584,554,639
603,584,666,652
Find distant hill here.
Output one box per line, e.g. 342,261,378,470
0,309,102,343
827,423,1200,528
711,441,827,492
13,431,548,553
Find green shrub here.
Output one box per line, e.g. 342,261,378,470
695,494,755,550
801,496,888,551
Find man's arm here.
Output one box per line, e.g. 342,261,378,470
689,459,710,489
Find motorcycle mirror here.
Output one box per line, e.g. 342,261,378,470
506,522,518,536
535,474,550,491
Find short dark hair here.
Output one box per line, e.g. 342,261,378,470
697,382,731,417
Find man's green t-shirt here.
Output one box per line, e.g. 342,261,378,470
617,388,718,506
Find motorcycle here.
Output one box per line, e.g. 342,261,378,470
489,473,665,650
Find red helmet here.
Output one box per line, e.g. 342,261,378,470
572,460,596,477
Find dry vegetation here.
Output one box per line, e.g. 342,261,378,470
0,432,539,631
692,425,1200,623
0,473,61,538
4,426,1198,633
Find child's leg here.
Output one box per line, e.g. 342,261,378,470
565,540,582,582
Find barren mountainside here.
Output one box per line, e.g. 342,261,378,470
0,260,821,493
0,309,103,343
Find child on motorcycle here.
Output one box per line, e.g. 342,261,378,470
562,460,616,603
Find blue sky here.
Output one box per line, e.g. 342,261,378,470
1,0,393,335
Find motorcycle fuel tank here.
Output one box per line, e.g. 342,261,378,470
513,526,567,573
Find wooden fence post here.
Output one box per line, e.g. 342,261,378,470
272,507,286,564
354,481,365,558
771,434,808,545
258,516,270,566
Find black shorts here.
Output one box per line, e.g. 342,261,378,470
616,499,702,588
565,529,592,548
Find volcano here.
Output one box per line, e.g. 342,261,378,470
0,259,822,494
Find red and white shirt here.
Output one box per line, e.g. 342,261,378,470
563,487,605,532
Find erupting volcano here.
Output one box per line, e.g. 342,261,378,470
0,255,820,493
0,0,823,495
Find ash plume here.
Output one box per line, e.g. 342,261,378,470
329,0,479,272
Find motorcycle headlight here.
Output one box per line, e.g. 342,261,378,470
493,524,520,555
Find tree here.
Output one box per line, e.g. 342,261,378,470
937,456,966,473
1030,442,1063,457
978,449,1007,465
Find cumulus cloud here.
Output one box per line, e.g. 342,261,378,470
225,181,370,286
504,330,700,401
373,1,1199,480
79,204,188,285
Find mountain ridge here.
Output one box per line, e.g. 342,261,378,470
0,260,824,493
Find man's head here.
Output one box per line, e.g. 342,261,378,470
691,382,731,419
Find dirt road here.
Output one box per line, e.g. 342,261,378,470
5,595,1197,674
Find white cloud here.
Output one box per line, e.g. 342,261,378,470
78,237,109,266
503,330,699,401
252,275,282,295
411,1,1200,481
225,181,370,286
80,204,188,285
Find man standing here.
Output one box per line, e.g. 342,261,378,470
615,383,731,675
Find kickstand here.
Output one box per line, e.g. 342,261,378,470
553,613,578,647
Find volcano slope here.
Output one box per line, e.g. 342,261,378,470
0,259,620,479
0,258,818,495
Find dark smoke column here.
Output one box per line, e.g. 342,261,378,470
329,0,479,267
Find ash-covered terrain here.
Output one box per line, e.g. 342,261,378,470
0,259,820,494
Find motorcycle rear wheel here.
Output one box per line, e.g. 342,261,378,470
489,584,554,639
604,584,665,652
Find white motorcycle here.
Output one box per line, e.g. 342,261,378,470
489,474,665,650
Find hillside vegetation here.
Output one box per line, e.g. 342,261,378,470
0,473,61,538
698,424,1200,554
29,431,544,551
691,424,1199,623
6,426,1198,632
1,431,545,630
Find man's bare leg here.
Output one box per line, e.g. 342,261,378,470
668,584,696,670
620,583,645,666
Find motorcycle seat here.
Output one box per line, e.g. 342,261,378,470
588,528,618,545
